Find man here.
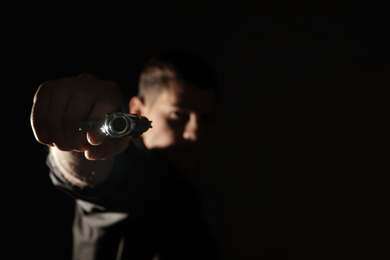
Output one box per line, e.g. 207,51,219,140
30,52,220,259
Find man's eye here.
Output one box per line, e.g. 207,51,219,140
169,111,189,121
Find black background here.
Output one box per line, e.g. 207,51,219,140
1,1,387,259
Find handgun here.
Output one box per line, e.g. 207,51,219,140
79,112,152,138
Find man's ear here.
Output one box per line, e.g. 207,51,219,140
129,96,145,115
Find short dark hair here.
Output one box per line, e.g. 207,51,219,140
138,52,218,104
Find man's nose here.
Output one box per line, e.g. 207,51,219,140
183,114,199,142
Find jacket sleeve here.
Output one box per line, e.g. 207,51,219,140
46,142,166,214
46,145,167,260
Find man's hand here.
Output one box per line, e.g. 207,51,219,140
30,74,129,160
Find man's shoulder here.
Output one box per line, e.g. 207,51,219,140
114,138,166,173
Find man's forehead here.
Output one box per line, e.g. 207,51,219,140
160,80,217,111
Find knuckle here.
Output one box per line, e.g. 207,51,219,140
68,135,88,152
32,131,48,145
77,73,97,81
33,82,50,101
74,74,98,90
103,81,123,100
54,144,71,152
104,79,120,90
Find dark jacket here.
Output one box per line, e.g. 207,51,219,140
47,140,220,260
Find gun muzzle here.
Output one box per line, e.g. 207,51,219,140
79,112,152,138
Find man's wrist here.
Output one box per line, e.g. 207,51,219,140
50,147,113,188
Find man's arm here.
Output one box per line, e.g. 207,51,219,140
30,73,129,188
50,148,114,188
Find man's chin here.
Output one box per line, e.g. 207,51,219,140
151,146,201,172
171,158,199,172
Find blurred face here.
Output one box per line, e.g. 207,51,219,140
131,78,217,171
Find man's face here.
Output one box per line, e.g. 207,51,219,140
137,79,217,171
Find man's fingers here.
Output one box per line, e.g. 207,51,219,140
85,82,123,146
84,137,129,160
63,87,95,151
87,129,106,146
46,80,74,151
30,83,52,146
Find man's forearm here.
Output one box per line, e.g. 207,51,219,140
50,147,114,188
